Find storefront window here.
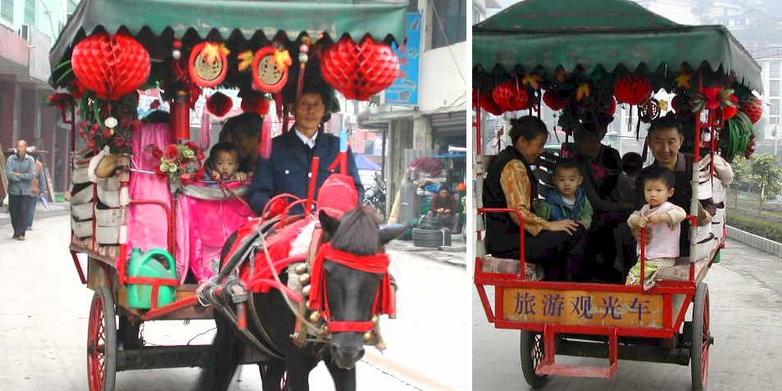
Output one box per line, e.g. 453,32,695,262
1,0,13,23
430,0,466,49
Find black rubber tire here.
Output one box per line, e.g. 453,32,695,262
412,228,451,247
691,282,711,391
520,331,549,388
87,286,117,391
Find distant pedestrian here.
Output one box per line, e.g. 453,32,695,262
26,154,48,230
6,140,35,240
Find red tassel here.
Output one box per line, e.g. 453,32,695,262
206,91,233,117
260,114,273,159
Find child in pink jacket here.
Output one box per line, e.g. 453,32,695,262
626,166,687,290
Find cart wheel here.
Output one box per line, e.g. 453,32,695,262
691,282,711,391
87,286,117,391
520,331,549,388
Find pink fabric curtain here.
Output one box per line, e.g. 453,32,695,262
127,122,176,273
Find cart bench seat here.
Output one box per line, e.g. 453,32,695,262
479,255,710,284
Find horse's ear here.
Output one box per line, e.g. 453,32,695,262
378,224,406,246
319,210,340,235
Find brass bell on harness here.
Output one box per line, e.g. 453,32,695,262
309,311,321,322
295,264,308,274
298,273,311,284
302,285,311,296
371,315,379,324
363,331,373,342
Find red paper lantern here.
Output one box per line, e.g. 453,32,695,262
605,96,617,116
320,37,400,101
71,32,151,100
543,90,567,111
741,96,763,124
206,92,233,117
492,80,530,112
614,75,653,105
473,88,503,115
189,42,229,88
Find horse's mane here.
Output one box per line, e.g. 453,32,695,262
330,206,382,255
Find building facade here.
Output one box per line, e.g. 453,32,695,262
0,0,77,201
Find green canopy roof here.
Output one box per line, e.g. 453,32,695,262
473,0,762,91
50,0,407,69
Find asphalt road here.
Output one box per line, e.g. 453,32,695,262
472,240,782,391
0,215,469,390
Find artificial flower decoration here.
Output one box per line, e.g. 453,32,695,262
576,83,591,102
675,72,692,89
522,74,542,90
150,142,205,191
238,50,254,71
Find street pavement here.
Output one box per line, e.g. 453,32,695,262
473,240,782,391
0,215,470,391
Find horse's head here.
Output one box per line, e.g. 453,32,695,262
315,206,405,369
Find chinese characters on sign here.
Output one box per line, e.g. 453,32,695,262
385,12,421,105
502,289,664,328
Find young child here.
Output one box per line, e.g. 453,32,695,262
626,166,687,290
533,160,593,281
535,160,593,229
612,152,643,209
206,142,248,182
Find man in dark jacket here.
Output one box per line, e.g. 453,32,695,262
6,140,36,240
248,88,362,215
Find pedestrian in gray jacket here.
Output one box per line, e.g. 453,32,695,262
6,140,35,240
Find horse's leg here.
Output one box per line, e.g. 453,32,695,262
325,361,357,391
284,355,317,391
197,313,244,391
259,359,286,391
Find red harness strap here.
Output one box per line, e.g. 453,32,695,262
309,243,394,332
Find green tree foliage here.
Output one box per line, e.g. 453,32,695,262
747,154,782,215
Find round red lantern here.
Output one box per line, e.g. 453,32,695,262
543,90,567,111
252,46,291,94
473,88,503,115
741,96,763,124
71,32,151,100
614,75,653,106
189,42,229,88
320,37,400,101
492,80,530,112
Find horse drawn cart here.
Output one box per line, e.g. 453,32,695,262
50,1,408,390
472,1,763,390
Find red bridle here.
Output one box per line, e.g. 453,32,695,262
309,243,395,333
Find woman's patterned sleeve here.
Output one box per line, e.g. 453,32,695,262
499,160,545,236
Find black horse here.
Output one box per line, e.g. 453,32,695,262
198,206,404,391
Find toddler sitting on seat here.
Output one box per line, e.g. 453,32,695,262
205,142,248,183
534,160,593,280
626,166,686,290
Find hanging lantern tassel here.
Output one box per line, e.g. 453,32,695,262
259,113,273,159
173,90,191,141
297,43,310,100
